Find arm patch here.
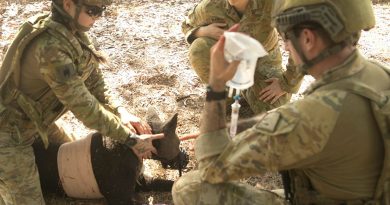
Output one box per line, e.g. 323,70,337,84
54,63,77,83
256,112,281,132
255,111,298,135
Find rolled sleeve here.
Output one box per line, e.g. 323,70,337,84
195,129,231,163
39,49,130,142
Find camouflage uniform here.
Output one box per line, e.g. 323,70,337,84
172,50,389,204
182,0,302,113
0,11,130,205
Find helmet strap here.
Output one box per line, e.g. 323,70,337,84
74,1,91,32
287,30,347,74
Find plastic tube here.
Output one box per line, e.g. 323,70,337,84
229,95,241,138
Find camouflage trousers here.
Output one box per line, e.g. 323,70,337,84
172,170,288,205
188,37,291,114
0,123,72,205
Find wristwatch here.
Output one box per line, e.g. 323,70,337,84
206,85,227,101
124,133,139,148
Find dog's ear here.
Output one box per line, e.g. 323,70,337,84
153,113,179,160
163,113,178,137
146,107,163,134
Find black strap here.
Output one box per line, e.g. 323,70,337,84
280,171,293,203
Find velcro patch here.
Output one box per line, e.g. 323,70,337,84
256,112,281,133
55,63,77,83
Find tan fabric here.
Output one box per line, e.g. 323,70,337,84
58,134,103,199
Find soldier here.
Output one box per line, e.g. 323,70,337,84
182,0,303,114
0,0,163,204
172,0,389,204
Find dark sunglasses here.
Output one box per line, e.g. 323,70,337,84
83,4,106,17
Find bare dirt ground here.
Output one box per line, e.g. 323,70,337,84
1,1,390,204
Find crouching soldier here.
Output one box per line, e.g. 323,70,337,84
182,0,303,114
172,0,390,204
0,0,162,204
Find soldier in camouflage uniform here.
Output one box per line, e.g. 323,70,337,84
182,0,303,113
173,0,390,204
0,0,163,204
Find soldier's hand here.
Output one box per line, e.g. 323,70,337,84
209,24,241,91
259,78,287,104
118,107,152,134
196,23,227,40
131,133,164,161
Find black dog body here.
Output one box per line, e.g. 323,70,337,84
33,111,188,205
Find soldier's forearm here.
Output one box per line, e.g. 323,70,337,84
200,100,227,134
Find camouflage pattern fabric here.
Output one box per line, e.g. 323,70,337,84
1,15,131,143
172,51,389,204
182,0,303,113
0,131,44,205
188,37,291,114
0,15,131,204
173,170,287,205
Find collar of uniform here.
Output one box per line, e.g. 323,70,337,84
76,32,105,59
224,0,257,21
304,49,365,95
47,15,83,57
224,0,258,11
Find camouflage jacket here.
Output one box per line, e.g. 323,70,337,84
182,0,302,93
0,14,131,144
195,50,389,200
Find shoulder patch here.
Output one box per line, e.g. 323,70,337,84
254,110,299,136
256,112,280,132
54,63,77,83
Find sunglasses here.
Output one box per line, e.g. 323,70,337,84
83,4,106,18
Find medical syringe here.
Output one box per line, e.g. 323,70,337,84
229,95,241,138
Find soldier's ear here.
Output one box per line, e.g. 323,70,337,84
301,28,318,54
63,0,73,13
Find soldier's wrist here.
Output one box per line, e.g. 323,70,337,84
124,133,139,148
194,26,203,38
206,85,227,101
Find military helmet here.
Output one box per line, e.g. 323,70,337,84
272,0,376,43
82,0,112,6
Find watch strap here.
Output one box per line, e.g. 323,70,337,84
206,85,227,101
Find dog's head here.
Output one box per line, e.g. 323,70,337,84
147,108,188,170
